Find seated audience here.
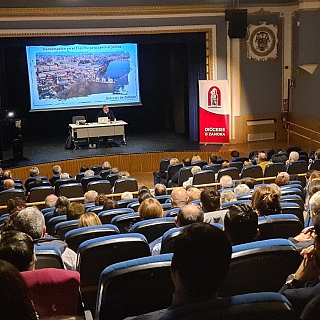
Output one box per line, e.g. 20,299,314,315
84,169,95,177
224,204,260,245
118,170,130,179
243,160,253,167
3,178,14,190
183,165,201,188
220,190,237,204
79,165,89,172
221,161,230,168
49,164,62,185
102,161,111,170
133,223,232,320
78,212,102,228
12,207,76,270
151,204,204,255
170,157,191,187
154,183,167,196
66,202,85,220
275,172,290,186
6,197,27,215
3,169,12,180
279,213,320,317
94,193,109,206
0,259,38,320
121,191,134,200
186,187,201,203
29,166,40,177
241,177,255,189
219,175,233,189
201,187,227,224
286,151,300,165
139,198,163,220
209,153,218,164
171,187,188,208
44,194,58,208
53,196,70,216
191,154,202,162
60,172,70,179
252,186,281,216
257,152,272,171
102,198,118,210
234,183,250,196
0,230,35,271
83,190,98,204
231,149,240,160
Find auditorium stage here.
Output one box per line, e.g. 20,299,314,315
1,130,289,169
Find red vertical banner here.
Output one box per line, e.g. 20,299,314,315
199,80,230,144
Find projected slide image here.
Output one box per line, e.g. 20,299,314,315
26,43,141,111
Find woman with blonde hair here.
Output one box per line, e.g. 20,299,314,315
139,198,163,220
78,212,102,228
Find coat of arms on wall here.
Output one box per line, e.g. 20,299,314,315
247,21,278,61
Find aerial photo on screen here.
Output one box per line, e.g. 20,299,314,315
26,43,141,111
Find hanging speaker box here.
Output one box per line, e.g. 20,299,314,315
225,9,248,39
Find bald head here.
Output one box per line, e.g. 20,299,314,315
3,179,14,190
171,187,188,208
176,204,204,227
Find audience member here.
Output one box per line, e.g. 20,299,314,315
234,183,250,196
286,151,300,165
60,172,70,179
3,169,12,179
3,178,14,190
275,172,290,186
220,190,237,204
279,213,320,317
151,204,204,255
269,183,282,196
111,167,119,174
66,202,85,220
154,183,167,196
118,170,130,179
79,165,89,172
0,259,38,320
103,198,118,210
44,194,58,208
121,191,134,200
0,230,35,271
224,204,259,245
53,196,70,216
243,160,253,167
170,158,180,165
13,207,76,270
94,193,109,206
84,169,95,177
133,223,232,320
83,190,98,204
201,186,227,224
241,177,255,189
139,198,163,220
170,157,191,187
186,187,201,203
231,150,240,159
102,161,111,170
78,212,102,228
29,166,40,177
171,187,188,208
183,165,201,188
138,190,153,204
6,197,27,215
219,175,233,189
257,152,272,171
191,154,201,162
49,165,62,185
252,186,281,216
221,161,230,168
209,153,218,164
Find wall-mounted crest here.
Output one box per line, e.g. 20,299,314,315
247,21,278,61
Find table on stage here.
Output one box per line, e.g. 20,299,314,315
69,120,128,148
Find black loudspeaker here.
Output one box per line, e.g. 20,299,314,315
225,9,247,39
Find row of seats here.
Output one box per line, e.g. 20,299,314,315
34,236,302,319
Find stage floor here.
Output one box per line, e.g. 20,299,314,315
1,131,290,169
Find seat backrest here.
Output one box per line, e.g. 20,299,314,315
177,166,193,186
99,169,112,180
111,212,142,233
90,165,103,175
229,161,243,172
54,178,77,195
98,208,134,224
190,160,208,168
96,254,174,320
203,163,221,174
0,189,25,206
219,239,302,297
232,156,249,163
286,160,308,174
280,201,304,224
117,198,137,208
240,165,263,179
26,180,51,193
87,180,112,194
155,195,171,204
159,158,171,173
155,292,299,320
59,182,84,198
81,175,102,192
280,194,304,210
160,227,182,254
28,186,55,203
34,246,64,269
164,207,180,217
130,217,176,243
106,173,119,187
86,205,104,215
47,215,67,236
113,178,138,193
216,158,229,165
221,199,251,209
21,268,81,319
217,167,239,182
263,163,286,178
75,172,85,182
309,159,320,171
192,170,216,186
65,224,120,252
257,214,303,240
54,219,79,240
164,163,183,185
77,233,151,314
